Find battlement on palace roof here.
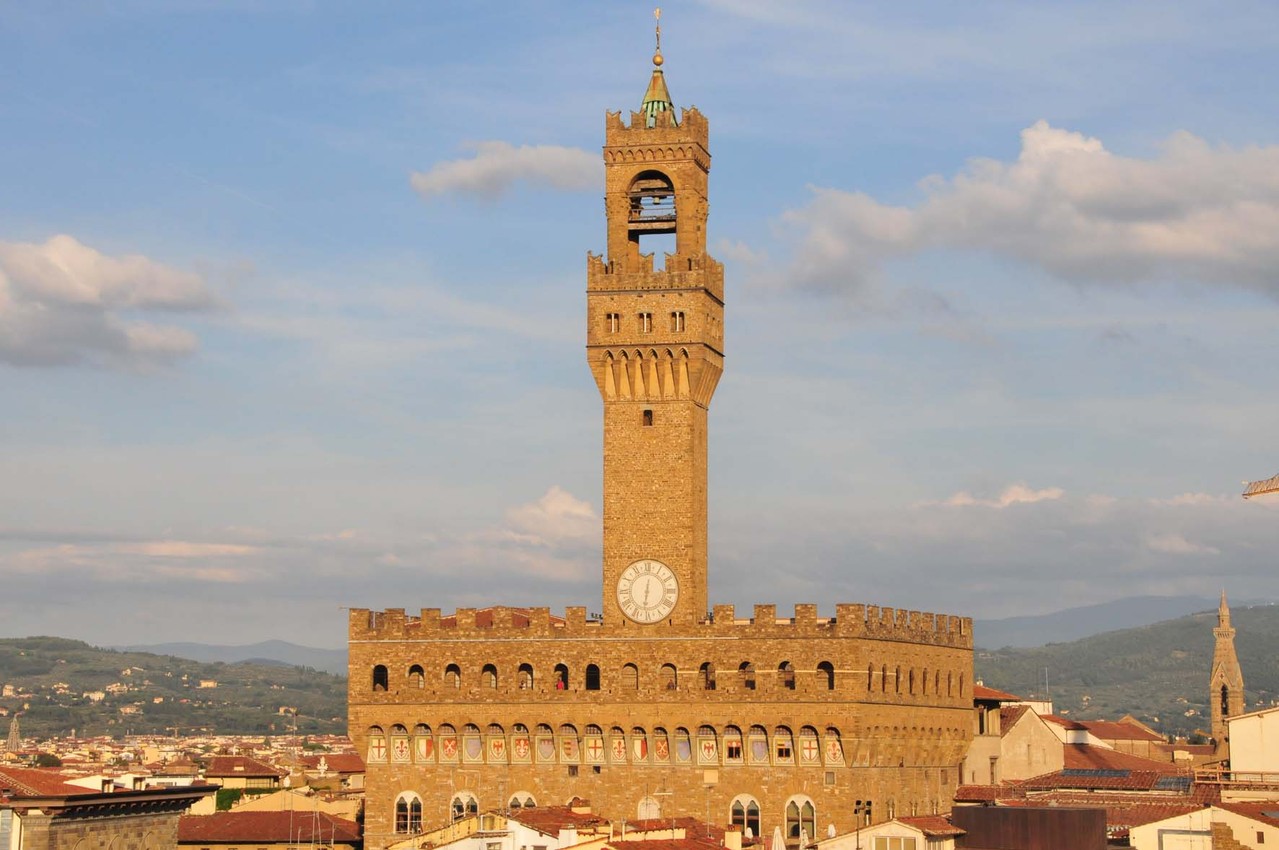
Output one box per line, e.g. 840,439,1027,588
349,603,972,647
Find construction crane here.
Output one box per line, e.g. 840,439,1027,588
1242,473,1279,499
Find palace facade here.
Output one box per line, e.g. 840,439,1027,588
349,34,973,850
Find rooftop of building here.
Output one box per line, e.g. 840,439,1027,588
203,755,286,778
178,811,361,844
508,805,611,835
973,684,1022,702
897,815,965,837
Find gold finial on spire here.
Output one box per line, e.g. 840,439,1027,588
653,8,664,66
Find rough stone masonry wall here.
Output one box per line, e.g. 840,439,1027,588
18,810,177,850
350,605,973,849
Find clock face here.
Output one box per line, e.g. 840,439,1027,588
617,559,679,623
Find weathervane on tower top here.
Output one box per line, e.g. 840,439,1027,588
653,8,664,66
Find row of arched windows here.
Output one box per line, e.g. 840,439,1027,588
367,723,847,768
371,659,962,696
392,789,818,843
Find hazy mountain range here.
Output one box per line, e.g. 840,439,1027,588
113,640,348,676
110,595,1275,675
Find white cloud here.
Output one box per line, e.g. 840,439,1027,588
943,483,1065,509
1145,532,1220,556
0,234,213,368
783,122,1279,296
2,539,254,583
504,485,597,545
410,141,599,199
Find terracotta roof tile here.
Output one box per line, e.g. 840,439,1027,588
0,767,92,797
178,812,360,844
1077,720,1165,742
1215,802,1279,827
999,705,1030,732
897,815,964,837
1040,714,1087,730
973,684,1021,701
204,756,285,778
1061,744,1182,773
508,806,610,834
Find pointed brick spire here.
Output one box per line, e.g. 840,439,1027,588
1210,590,1245,758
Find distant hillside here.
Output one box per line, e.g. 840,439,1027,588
115,640,347,676
975,604,1279,737
0,637,347,739
974,595,1222,649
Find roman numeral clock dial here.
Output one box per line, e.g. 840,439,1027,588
616,559,679,624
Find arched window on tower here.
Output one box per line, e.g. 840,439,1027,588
408,664,424,689
700,662,716,690
372,665,388,692
817,661,835,691
1222,684,1230,716
778,661,795,690
481,664,497,689
585,664,601,691
628,171,677,232
444,664,461,689
739,662,756,690
518,663,534,690
554,663,569,690
661,663,678,690
622,663,639,690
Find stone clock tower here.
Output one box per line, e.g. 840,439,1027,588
349,24,974,845
586,42,723,627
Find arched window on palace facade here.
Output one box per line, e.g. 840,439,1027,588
731,796,761,840
395,793,422,834
450,792,478,822
785,797,816,845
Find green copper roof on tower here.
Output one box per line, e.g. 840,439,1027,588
642,8,676,127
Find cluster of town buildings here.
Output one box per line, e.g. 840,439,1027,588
3,599,1279,850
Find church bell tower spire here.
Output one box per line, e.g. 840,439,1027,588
587,14,724,627
1210,590,1245,758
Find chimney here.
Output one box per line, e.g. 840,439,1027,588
723,825,742,850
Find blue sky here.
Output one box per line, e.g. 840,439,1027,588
2,1,1278,649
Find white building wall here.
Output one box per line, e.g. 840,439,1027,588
1128,809,1211,850
1228,708,1279,775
